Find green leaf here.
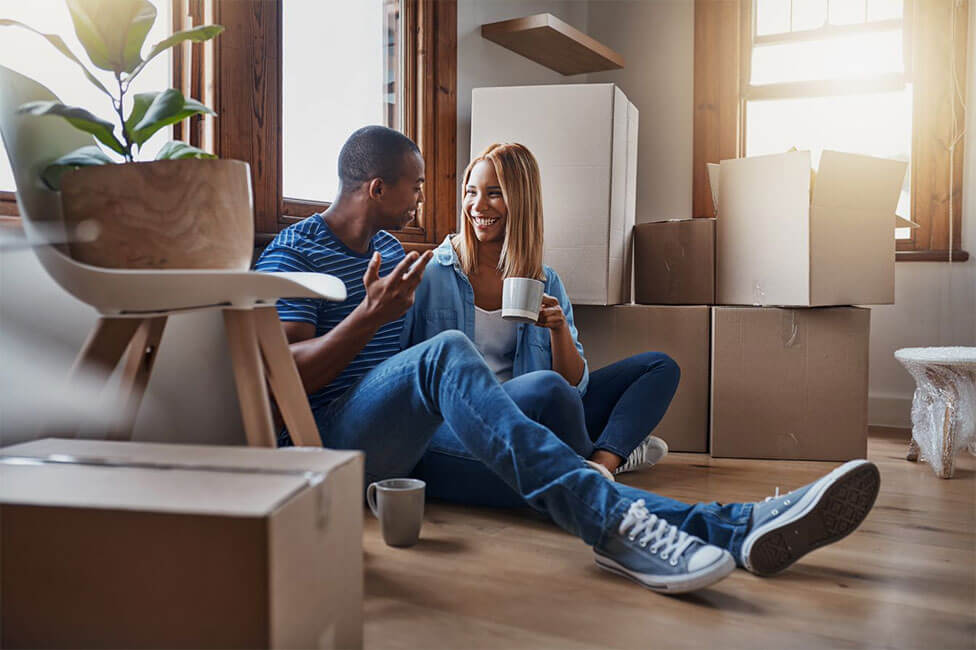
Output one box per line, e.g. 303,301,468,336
0,19,112,98
18,100,125,155
127,24,224,81
67,0,157,74
124,91,158,137
41,144,115,190
155,141,216,160
129,89,215,146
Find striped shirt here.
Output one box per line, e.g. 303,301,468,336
255,214,406,412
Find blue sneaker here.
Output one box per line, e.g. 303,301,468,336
740,459,881,576
594,499,735,593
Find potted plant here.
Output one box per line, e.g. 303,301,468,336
2,0,253,270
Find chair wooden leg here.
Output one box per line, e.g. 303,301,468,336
55,317,143,437
109,316,167,441
223,309,276,448
253,306,322,447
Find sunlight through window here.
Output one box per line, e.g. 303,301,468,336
0,0,173,192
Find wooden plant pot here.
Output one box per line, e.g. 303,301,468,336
59,159,253,270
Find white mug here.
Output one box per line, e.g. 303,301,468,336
502,277,545,323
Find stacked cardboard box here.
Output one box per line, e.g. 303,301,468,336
575,150,904,460
707,150,905,460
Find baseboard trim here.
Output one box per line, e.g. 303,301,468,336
869,395,913,429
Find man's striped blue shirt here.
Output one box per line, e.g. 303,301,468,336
255,214,406,412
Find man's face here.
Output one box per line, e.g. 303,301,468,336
377,152,425,231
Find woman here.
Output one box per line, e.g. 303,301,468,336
402,143,678,507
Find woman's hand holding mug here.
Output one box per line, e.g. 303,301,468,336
535,294,567,331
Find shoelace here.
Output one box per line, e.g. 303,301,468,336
617,437,656,473
618,499,696,566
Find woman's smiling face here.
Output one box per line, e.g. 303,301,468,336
463,160,508,243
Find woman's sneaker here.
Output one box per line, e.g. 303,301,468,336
585,459,616,482
614,435,669,475
594,499,735,593
740,459,881,576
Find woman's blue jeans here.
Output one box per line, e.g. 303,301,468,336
413,352,682,508
310,332,751,557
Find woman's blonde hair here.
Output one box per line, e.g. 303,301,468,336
452,142,545,280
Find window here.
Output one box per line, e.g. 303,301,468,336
213,0,457,251
281,1,404,204
745,0,913,239
693,0,969,261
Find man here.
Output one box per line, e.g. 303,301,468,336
256,125,881,594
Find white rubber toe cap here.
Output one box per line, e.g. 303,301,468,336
687,545,726,572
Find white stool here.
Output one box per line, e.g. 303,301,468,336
895,347,976,478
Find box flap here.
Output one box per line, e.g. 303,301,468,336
2,438,360,474
0,439,362,516
813,150,907,214
0,462,308,516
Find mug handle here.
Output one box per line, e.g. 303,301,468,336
366,482,380,518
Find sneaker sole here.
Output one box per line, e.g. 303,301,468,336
594,551,735,594
742,460,881,577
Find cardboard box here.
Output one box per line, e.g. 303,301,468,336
633,219,715,305
710,306,870,461
0,438,364,649
715,150,906,306
471,84,638,305
573,305,710,452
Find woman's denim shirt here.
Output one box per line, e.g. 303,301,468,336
401,236,589,396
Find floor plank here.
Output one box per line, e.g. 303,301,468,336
363,428,976,649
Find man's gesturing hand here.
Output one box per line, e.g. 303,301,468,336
361,249,434,325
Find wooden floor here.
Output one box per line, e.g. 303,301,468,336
363,428,976,649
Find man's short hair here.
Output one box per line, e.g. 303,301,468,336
337,125,421,193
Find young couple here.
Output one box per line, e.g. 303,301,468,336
256,126,880,594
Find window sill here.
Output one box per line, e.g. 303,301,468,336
896,250,970,262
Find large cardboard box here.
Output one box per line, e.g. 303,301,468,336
634,219,715,305
0,438,364,649
471,84,638,305
716,150,906,306
573,305,710,452
710,307,870,461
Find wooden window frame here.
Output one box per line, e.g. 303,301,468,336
693,0,970,262
212,0,457,252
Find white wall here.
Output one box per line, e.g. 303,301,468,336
457,0,590,212
458,0,695,224
586,0,695,223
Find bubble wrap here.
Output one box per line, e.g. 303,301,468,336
895,347,976,479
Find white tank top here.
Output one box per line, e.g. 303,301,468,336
473,306,519,382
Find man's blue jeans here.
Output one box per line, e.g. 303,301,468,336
413,352,680,506
312,331,752,556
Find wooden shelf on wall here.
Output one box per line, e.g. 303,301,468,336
481,13,624,76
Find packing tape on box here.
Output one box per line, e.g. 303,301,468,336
0,453,333,529
752,282,766,306
781,310,799,348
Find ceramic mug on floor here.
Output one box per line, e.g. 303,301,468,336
366,478,426,547
502,277,545,323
